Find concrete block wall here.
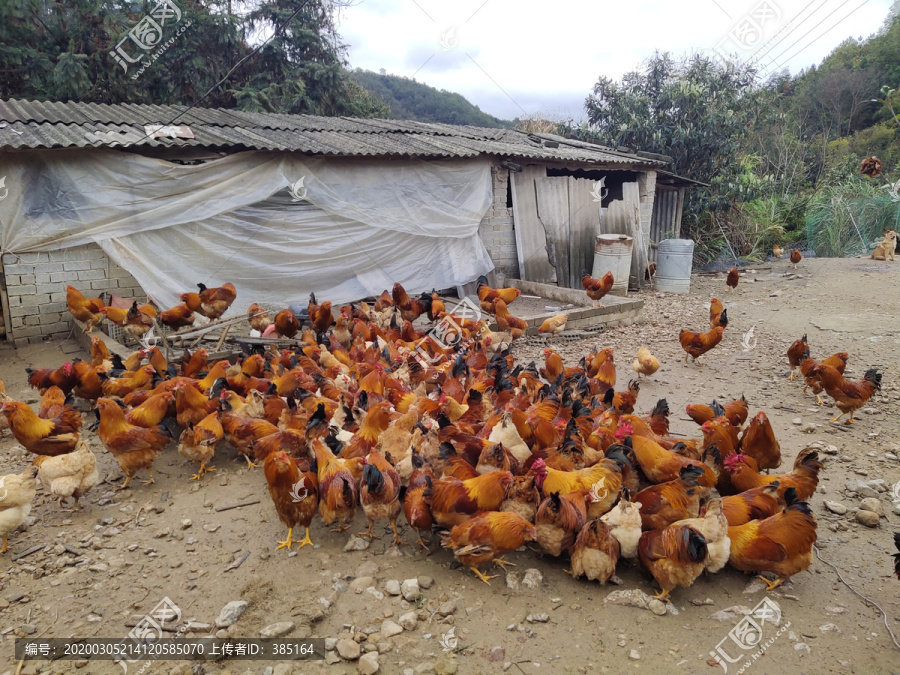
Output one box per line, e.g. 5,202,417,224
478,165,519,280
2,244,145,347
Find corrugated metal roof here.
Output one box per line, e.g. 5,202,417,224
0,98,663,166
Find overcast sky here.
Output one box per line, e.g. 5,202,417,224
336,0,894,121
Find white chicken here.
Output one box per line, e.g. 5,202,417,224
0,466,38,553
632,345,660,380
487,411,531,464
33,441,99,511
600,493,643,559
673,498,731,573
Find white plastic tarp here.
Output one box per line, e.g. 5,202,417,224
0,149,495,312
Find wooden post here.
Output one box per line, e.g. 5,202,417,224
674,187,686,238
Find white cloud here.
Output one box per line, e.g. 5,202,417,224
337,0,894,120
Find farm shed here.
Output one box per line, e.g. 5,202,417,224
0,98,681,347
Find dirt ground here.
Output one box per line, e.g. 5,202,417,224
0,256,898,675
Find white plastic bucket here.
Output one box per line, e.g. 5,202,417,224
592,234,632,296
655,239,694,293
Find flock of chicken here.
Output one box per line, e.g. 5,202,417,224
0,269,893,602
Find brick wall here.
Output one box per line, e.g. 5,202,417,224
478,165,519,280
2,244,145,347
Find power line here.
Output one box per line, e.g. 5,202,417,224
745,0,828,70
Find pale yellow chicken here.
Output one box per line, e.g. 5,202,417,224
0,466,38,553
631,345,660,380
33,440,99,511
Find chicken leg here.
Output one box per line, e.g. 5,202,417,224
277,527,294,550
0,534,7,554
142,467,155,486
758,574,785,591
492,556,516,571
295,526,314,549
390,519,403,547
416,536,430,550
191,462,215,481
116,475,133,491
469,566,497,584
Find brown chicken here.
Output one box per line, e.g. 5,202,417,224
175,382,219,428
500,474,540,523
739,412,781,471
440,511,536,584
721,482,783,527
812,365,882,424
627,431,718,488
790,250,802,269
220,398,279,468
493,299,527,340
477,275,521,313
606,380,640,414
786,334,808,380
159,304,195,330
633,466,704,530
709,298,728,330
264,451,319,550
801,351,848,405
95,398,172,489
538,314,569,338
403,453,434,548
247,303,272,333
726,267,739,293
722,396,749,428
177,411,223,480
531,457,624,518
359,451,403,544
101,365,156,398
311,301,334,334
728,489,816,589
430,471,513,528
66,286,106,332
724,447,821,500
1,400,82,457
679,326,724,365
38,386,68,419
26,362,78,396
100,305,129,327
313,439,358,532
195,282,237,319
582,270,614,307
638,523,708,600
273,309,300,339
535,490,588,557
569,519,620,583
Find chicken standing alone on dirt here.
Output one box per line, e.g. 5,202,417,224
726,268,739,293
679,326,725,366
790,250,802,269
632,345,660,379
581,270,614,307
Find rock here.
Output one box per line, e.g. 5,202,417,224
648,599,667,616
325,652,341,665
398,611,418,631
434,661,458,675
181,519,192,529
325,638,338,651
791,418,802,425
417,575,435,589
337,638,361,660
381,620,403,638
350,577,375,594
355,560,378,576
742,578,767,594
859,497,884,516
437,601,457,617
711,606,752,622
401,578,421,601
824,500,848,515
215,600,248,628
505,572,520,590
345,536,370,552
273,666,293,675
384,579,402,596
259,621,294,638
521,568,543,589
856,510,880,527
365,587,385,601
819,623,841,634
488,646,505,663
794,642,810,654
629,650,641,660
604,589,654,611
526,613,549,623
358,652,380,674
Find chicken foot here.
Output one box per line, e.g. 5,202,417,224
469,566,498,584
758,574,785,591
295,526,314,549
390,519,404,547
0,535,7,554
191,463,216,481
492,556,516,571
276,527,294,550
